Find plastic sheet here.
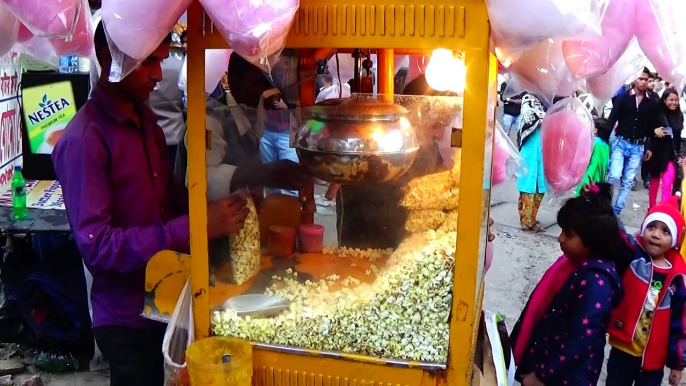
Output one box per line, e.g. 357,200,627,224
486,0,604,66
15,37,59,67
541,97,595,195
587,39,645,108
562,0,638,79
636,0,686,91
50,0,94,57
200,0,300,74
101,0,191,81
205,49,232,94
16,23,33,44
505,39,581,107
162,279,193,386
491,122,526,187
0,0,79,38
0,4,19,58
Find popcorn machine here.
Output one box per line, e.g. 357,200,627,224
146,0,497,384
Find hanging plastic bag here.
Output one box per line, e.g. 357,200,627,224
636,0,686,91
562,0,637,79
101,0,191,82
491,122,526,187
0,0,80,38
541,97,595,195
505,39,580,107
200,0,300,75
0,4,19,58
486,0,604,66
17,23,33,44
205,49,232,94
163,279,194,386
50,0,94,57
15,36,59,67
587,39,644,108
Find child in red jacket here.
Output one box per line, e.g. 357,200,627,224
606,195,686,386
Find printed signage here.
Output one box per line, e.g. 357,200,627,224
0,52,22,186
22,81,76,154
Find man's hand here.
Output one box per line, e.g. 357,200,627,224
207,194,249,239
645,150,653,161
669,369,682,385
522,373,545,386
273,99,288,110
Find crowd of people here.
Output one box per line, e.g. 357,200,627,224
502,67,686,232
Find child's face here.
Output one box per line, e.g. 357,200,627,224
558,229,591,263
643,221,673,257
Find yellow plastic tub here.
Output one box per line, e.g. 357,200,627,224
186,337,253,386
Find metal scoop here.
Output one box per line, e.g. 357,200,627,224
212,294,291,318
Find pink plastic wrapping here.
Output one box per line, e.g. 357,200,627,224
541,97,595,195
562,0,638,78
0,0,80,38
101,0,191,81
636,0,686,91
205,49,232,94
486,0,604,66
50,0,94,57
505,39,581,107
491,122,525,187
200,0,300,74
16,23,33,44
0,4,19,58
485,242,494,273
587,39,644,108
15,37,59,67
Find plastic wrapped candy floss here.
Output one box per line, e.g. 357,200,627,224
101,0,192,82
587,38,644,108
486,0,603,66
200,0,300,74
50,0,94,57
491,121,525,187
0,0,79,38
0,3,19,58
229,192,261,285
541,97,595,195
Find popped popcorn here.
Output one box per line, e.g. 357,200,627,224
404,209,448,233
400,150,461,211
229,196,260,285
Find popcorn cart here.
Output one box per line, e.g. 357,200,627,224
145,0,497,384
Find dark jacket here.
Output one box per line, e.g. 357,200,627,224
511,258,623,386
500,82,525,117
649,110,683,178
608,89,660,140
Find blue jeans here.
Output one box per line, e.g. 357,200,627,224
260,130,299,196
608,137,644,214
502,113,521,135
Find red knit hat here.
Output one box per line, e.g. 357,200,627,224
641,194,685,248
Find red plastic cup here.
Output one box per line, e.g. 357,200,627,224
268,225,296,258
298,224,325,253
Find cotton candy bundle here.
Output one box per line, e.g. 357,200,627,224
50,0,93,57
200,0,299,73
0,3,19,57
485,242,494,273
635,0,686,90
587,39,644,107
562,0,638,79
487,0,602,66
0,0,79,38
16,23,33,43
205,49,232,94
491,123,524,186
101,0,191,60
541,97,594,194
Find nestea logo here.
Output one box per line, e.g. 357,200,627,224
28,94,71,126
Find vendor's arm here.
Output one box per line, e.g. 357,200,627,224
55,133,190,275
535,270,614,384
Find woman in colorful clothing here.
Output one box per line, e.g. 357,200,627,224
516,93,547,232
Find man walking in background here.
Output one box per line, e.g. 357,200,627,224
607,68,660,215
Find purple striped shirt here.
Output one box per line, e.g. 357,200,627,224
52,86,190,329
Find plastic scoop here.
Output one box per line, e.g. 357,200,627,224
211,294,290,318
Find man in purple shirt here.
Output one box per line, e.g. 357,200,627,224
52,23,248,386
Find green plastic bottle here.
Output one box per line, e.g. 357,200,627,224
12,165,27,220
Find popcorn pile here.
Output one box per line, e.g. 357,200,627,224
212,229,456,362
229,196,261,285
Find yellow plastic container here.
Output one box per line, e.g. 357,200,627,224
186,337,253,386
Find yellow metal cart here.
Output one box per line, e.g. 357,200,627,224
146,0,498,384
